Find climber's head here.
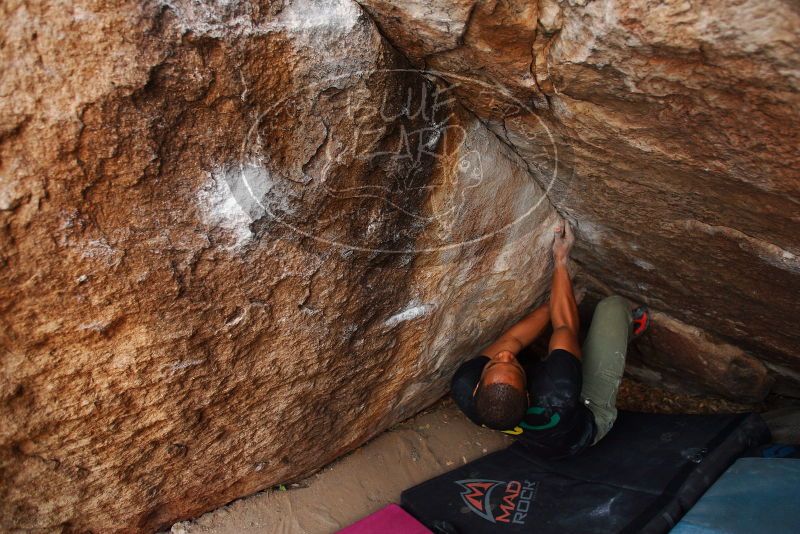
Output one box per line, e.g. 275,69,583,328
473,350,528,430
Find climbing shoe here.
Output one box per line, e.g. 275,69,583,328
632,305,651,337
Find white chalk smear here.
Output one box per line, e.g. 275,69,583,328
159,0,361,38
577,219,604,245
197,171,253,251
384,302,434,328
682,219,800,274
633,258,656,271
225,308,247,327
78,321,107,332
80,238,123,267
168,359,204,373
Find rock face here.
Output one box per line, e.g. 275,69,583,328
629,310,772,403
360,0,800,392
0,0,557,531
2,0,799,531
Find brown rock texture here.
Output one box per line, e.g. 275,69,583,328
360,0,800,390
0,0,557,531
630,310,772,403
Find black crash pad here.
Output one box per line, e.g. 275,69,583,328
401,411,769,534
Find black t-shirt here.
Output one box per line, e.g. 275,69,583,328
451,348,596,459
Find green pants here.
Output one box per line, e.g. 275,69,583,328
580,295,632,444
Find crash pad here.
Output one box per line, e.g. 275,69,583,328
337,503,431,534
745,442,800,459
401,411,769,534
669,457,800,534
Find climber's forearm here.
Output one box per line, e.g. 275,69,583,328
481,302,550,357
548,259,582,357
550,261,579,334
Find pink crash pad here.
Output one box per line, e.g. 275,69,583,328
337,504,431,534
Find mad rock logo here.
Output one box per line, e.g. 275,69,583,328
456,478,538,525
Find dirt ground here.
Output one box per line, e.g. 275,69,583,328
168,399,510,534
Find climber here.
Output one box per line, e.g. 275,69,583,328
451,221,650,458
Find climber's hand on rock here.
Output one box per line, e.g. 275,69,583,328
553,220,575,265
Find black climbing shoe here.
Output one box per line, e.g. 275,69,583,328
632,305,651,337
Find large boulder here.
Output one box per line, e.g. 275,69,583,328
359,0,800,394
0,0,557,531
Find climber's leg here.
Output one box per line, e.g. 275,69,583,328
580,295,632,444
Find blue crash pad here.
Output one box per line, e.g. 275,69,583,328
671,457,800,534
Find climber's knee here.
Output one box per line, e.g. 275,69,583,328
596,295,628,314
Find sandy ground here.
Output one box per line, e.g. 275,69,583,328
168,399,511,534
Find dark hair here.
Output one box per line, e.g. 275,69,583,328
475,382,527,430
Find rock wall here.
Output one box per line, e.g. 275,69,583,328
360,0,800,396
630,310,771,403
0,1,558,531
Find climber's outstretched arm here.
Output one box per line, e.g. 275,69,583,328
481,302,550,358
549,222,582,358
